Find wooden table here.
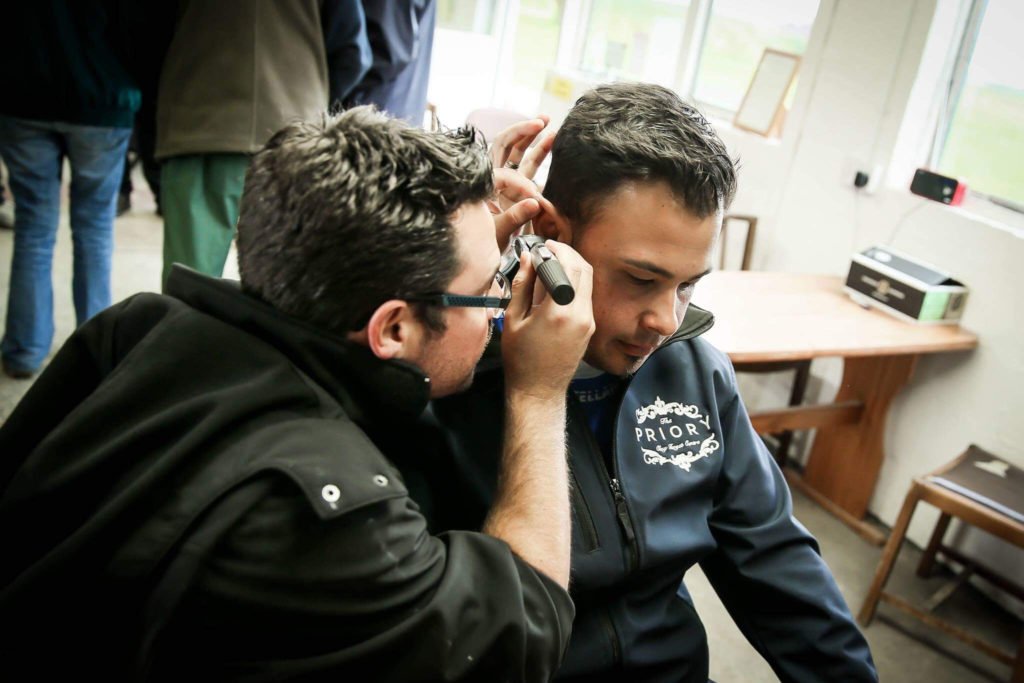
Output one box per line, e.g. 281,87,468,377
693,272,978,544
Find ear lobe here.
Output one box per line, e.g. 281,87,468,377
533,204,573,243
361,300,421,360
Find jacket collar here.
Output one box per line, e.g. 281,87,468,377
666,303,715,344
164,266,432,425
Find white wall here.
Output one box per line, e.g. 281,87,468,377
717,0,1024,605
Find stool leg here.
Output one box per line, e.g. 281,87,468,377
858,483,920,626
917,512,951,578
774,361,812,468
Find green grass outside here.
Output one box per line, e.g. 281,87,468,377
939,84,1024,205
511,0,564,92
695,16,807,112
579,0,689,80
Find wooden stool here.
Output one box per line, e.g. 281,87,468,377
858,445,1024,681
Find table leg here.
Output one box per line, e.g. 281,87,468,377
802,354,918,522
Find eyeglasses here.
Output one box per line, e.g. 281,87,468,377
407,271,512,319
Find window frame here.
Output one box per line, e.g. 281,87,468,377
927,0,1023,213
558,0,820,125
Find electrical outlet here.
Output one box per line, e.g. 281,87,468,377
855,165,884,194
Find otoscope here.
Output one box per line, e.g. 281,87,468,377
498,233,576,305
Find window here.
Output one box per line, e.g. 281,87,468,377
429,0,824,134
932,0,1024,208
578,0,691,86
508,0,566,104
693,0,819,115
437,0,498,34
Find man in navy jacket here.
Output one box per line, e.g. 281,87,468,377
430,82,878,682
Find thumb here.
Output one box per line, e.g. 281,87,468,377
492,198,540,247
504,248,536,324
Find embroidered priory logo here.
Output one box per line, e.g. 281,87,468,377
634,397,720,472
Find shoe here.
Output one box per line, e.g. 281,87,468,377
0,201,13,230
117,193,131,217
2,362,35,380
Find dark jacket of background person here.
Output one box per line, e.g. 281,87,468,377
155,0,371,159
0,1,140,127
429,306,878,683
345,0,437,125
0,267,574,681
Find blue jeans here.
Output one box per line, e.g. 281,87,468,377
0,116,131,372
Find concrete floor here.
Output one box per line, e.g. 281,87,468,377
0,175,1020,681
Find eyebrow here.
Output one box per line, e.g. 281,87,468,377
621,258,712,284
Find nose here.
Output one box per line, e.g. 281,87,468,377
641,292,682,338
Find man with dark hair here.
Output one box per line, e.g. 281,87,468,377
0,107,595,680
431,83,878,682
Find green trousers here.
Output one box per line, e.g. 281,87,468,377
160,153,249,287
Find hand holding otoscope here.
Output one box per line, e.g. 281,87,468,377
499,233,576,306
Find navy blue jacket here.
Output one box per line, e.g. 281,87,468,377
345,0,436,125
430,305,878,682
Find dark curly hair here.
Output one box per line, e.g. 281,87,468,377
236,107,493,333
544,82,738,225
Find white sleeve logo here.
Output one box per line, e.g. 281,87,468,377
634,397,721,472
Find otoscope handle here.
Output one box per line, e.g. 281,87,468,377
505,235,577,306
531,244,576,305
528,241,577,303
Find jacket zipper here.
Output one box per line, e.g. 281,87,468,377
608,477,637,570
607,383,640,573
601,608,623,664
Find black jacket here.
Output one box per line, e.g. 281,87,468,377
430,306,878,682
0,267,573,681
0,1,141,127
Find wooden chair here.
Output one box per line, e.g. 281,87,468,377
719,214,759,272
858,445,1024,681
722,214,811,467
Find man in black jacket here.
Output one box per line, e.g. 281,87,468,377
0,107,594,680
430,83,879,682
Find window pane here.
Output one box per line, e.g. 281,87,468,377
437,0,498,34
431,0,503,126
937,1,1024,206
509,0,565,106
579,0,691,86
694,0,819,113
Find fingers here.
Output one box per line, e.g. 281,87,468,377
507,115,549,167
489,115,550,169
543,240,590,289
504,248,536,323
494,167,543,206
493,169,555,235
492,197,541,247
538,240,594,319
518,131,555,181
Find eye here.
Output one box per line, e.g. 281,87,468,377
676,281,697,300
628,274,655,286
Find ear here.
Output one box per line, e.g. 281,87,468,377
348,300,425,360
533,202,573,243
